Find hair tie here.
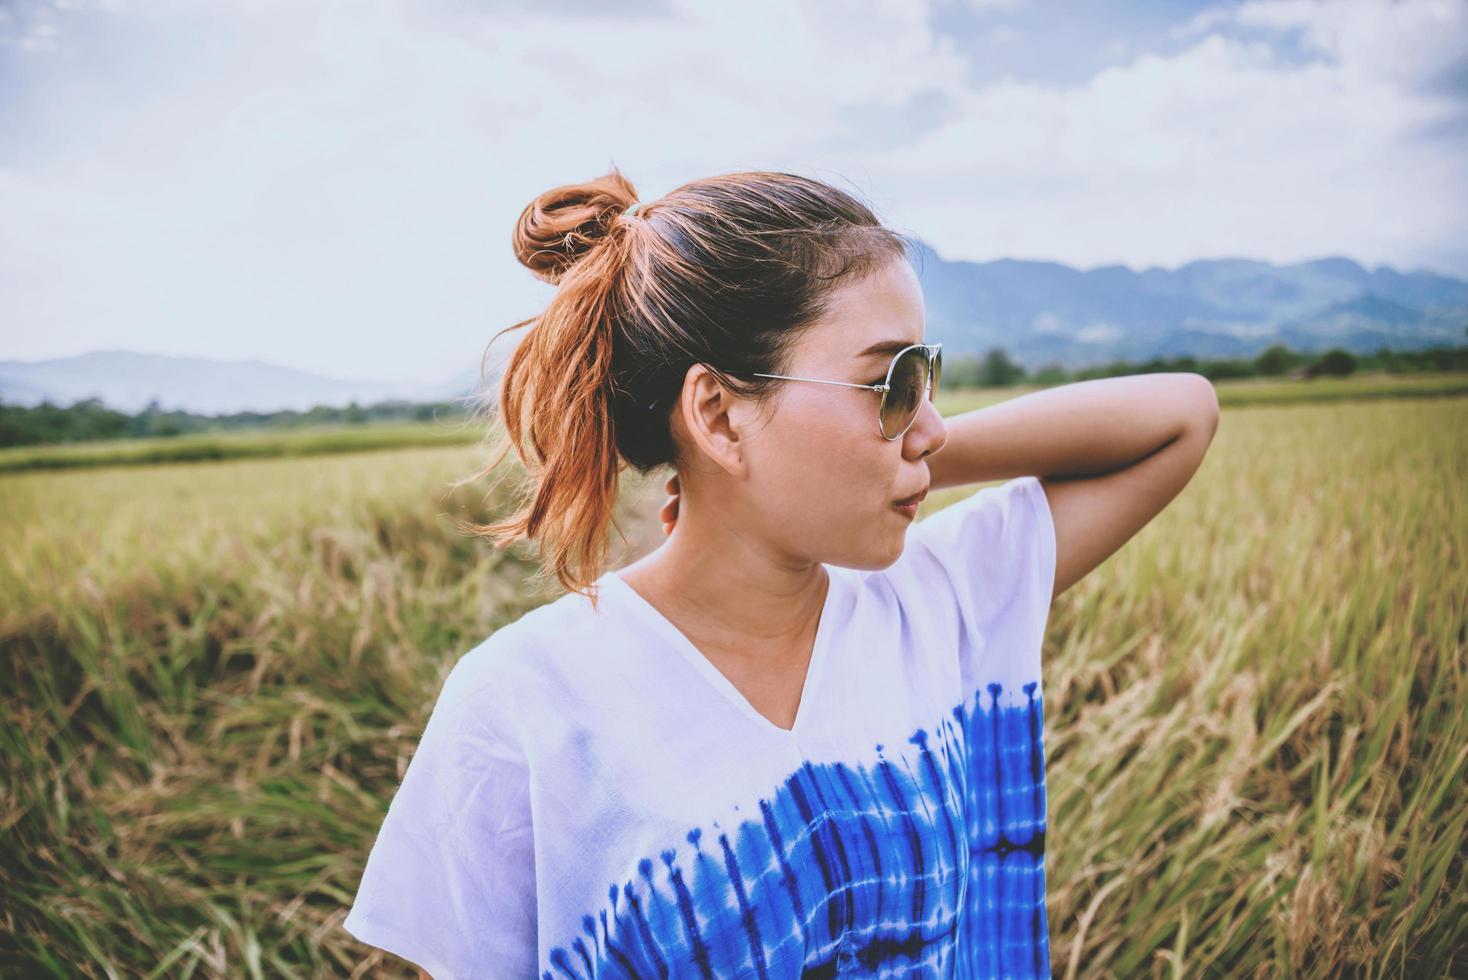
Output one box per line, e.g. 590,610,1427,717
623,202,641,218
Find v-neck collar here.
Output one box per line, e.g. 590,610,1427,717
598,565,845,741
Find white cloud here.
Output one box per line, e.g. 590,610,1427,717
0,0,1464,380
0,0,973,377
1076,324,1122,344
1031,312,1063,333
871,0,1467,276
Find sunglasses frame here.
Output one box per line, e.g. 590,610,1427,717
747,342,943,441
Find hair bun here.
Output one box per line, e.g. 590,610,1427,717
512,168,638,284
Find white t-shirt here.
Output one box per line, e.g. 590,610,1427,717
344,475,1057,979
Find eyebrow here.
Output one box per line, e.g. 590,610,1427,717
855,339,920,360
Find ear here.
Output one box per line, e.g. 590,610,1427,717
674,363,762,481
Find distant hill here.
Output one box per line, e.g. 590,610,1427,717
0,351,490,415
4,249,1465,413
907,243,1468,368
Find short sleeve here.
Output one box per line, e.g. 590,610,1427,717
343,660,537,979
899,475,1057,683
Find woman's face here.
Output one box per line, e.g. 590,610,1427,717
720,254,949,570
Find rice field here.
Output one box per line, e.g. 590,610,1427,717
1,386,1463,977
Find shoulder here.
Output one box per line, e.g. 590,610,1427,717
431,586,611,734
869,476,1054,623
886,477,1046,575
915,475,1046,541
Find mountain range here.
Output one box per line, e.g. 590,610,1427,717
0,351,485,416
908,243,1468,367
4,245,1465,414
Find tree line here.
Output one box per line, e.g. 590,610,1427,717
0,397,467,449
3,341,1467,449
949,341,1468,388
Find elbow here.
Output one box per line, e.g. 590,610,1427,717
1181,373,1220,439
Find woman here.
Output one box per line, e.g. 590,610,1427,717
342,168,1219,978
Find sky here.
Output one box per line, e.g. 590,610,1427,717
2,0,1465,386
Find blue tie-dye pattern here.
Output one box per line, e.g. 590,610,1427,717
543,682,1049,979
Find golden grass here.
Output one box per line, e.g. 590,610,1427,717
1,394,1463,977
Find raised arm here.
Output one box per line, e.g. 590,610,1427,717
925,373,1220,600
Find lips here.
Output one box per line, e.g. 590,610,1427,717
894,486,928,506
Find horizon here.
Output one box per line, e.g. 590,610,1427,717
5,249,1463,383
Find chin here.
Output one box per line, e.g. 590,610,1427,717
835,534,909,572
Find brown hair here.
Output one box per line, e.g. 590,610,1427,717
455,166,913,608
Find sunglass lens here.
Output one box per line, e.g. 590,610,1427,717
880,348,932,439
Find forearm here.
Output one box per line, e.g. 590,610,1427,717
927,373,1219,490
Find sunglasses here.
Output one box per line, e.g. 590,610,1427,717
748,342,943,441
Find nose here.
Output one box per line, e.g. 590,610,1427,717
902,396,947,459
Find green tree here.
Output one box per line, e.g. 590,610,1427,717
1254,344,1296,376
1306,348,1357,378
979,347,1026,386
1031,362,1067,385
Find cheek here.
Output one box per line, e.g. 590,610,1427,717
762,398,904,540
773,393,874,476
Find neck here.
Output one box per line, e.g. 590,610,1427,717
617,520,830,659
